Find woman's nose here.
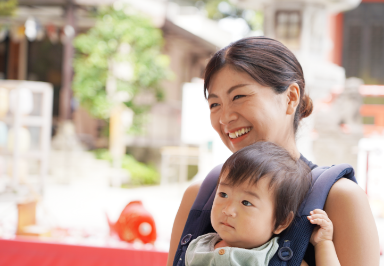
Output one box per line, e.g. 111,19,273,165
219,105,237,126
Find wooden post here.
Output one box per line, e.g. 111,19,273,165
366,150,369,195
18,37,27,80
7,40,19,80
109,104,125,167
59,0,75,121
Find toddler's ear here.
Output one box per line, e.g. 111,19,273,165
273,211,294,235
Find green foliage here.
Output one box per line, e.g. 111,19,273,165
121,154,159,186
246,10,263,32
0,0,17,16
93,149,160,186
204,0,240,20
173,0,263,31
73,5,171,129
187,165,198,181
93,148,113,161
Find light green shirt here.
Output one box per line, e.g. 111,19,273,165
185,233,279,266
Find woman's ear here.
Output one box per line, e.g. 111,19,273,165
273,211,294,235
286,83,300,115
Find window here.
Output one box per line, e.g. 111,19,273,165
275,11,301,49
343,3,384,85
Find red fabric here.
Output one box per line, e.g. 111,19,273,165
0,238,168,266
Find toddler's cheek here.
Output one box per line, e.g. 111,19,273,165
210,209,220,230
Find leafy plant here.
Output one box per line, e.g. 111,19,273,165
121,155,159,186
73,5,171,132
93,149,160,186
93,148,113,161
0,0,17,16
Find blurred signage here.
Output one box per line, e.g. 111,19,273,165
181,80,214,145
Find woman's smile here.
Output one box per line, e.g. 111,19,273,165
228,130,250,144
226,127,252,144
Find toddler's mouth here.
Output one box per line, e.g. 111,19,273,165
221,222,235,228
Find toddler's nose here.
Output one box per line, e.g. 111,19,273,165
222,202,236,217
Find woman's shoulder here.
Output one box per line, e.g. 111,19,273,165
316,163,364,208
330,177,362,195
326,177,365,212
324,177,380,265
190,164,223,210
182,181,203,210
306,164,379,265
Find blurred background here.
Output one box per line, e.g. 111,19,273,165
0,0,383,265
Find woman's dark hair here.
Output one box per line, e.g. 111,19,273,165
204,37,313,133
219,141,312,231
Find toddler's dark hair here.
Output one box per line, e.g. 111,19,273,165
220,141,312,231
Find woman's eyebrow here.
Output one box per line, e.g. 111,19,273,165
207,93,218,100
227,84,250,94
207,83,250,100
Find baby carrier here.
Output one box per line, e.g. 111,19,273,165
173,160,357,266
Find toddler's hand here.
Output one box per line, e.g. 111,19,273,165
307,209,333,246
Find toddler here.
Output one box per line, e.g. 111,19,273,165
185,142,340,266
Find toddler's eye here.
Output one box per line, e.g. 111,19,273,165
219,192,228,198
242,200,252,206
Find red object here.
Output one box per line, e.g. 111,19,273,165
0,238,167,266
108,201,157,244
328,13,343,66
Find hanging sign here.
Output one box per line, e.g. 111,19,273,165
46,24,59,44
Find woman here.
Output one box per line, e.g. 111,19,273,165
167,37,379,266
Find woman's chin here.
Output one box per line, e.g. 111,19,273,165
228,142,247,152
228,136,254,152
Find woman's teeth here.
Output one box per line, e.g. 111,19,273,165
228,128,251,139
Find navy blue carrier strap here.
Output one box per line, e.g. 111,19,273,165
173,162,357,266
269,164,357,266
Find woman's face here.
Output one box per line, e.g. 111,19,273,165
208,65,294,153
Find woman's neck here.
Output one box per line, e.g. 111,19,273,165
275,136,300,159
288,145,301,159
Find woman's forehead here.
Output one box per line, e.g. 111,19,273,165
209,66,254,88
208,69,264,96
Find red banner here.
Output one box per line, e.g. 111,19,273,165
0,238,168,266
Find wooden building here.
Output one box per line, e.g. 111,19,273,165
329,0,384,136
0,1,218,151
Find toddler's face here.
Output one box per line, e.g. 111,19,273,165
211,174,282,249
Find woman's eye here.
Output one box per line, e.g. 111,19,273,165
242,200,252,206
210,103,219,109
233,95,245,100
219,192,228,198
